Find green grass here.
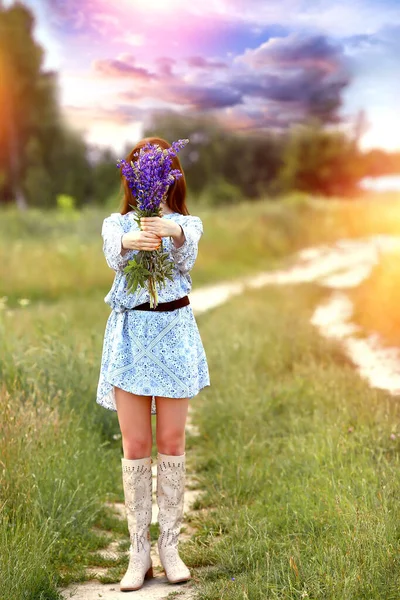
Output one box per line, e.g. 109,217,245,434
0,369,120,597
1,193,400,599
0,296,126,598
0,283,192,598
2,192,400,306
184,285,400,599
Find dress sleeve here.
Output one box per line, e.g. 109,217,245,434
170,215,203,275
101,215,137,272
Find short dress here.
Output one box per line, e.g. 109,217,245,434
96,210,210,415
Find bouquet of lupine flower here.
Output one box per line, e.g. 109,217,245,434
117,138,189,308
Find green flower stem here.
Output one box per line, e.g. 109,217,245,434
123,203,174,309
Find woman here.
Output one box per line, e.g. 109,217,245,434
96,137,210,591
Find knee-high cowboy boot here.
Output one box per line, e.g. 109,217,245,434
120,456,154,591
156,452,191,583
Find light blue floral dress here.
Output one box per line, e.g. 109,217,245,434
96,210,210,415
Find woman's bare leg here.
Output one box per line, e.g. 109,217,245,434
155,397,189,455
114,386,153,459
155,397,191,582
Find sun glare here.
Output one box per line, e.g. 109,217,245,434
120,0,187,13
360,112,400,153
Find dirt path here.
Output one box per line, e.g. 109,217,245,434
59,412,202,599
60,234,400,598
192,234,400,395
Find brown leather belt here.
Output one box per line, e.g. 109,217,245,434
131,295,190,312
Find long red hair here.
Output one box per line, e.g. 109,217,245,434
118,137,189,215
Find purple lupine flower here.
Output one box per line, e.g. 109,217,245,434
117,139,189,212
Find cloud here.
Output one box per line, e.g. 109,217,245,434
234,68,349,116
231,33,350,122
237,33,347,73
343,23,400,57
93,58,158,81
161,83,243,110
25,0,400,152
121,82,242,111
240,0,400,37
36,0,400,44
94,54,238,111
155,57,177,77
186,56,228,69
39,0,90,31
103,31,350,127
343,34,383,52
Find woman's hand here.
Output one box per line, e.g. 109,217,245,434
122,230,162,252
141,216,185,248
140,216,181,239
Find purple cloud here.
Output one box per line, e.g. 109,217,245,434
121,81,243,110
238,33,348,72
102,31,350,127
93,58,157,81
186,56,228,69
233,33,351,122
155,57,176,77
161,83,243,110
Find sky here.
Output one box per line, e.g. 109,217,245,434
13,0,400,153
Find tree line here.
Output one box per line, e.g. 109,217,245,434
0,3,117,209
1,3,399,210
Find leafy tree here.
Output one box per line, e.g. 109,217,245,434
278,120,365,197
88,147,120,206
144,111,228,196
144,111,285,200
0,3,45,207
0,3,92,208
23,136,54,206
217,131,285,198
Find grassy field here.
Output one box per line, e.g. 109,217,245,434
2,191,400,306
185,285,400,599
1,193,400,599
0,297,125,598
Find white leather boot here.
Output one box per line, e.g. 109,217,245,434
120,456,154,591
156,452,191,583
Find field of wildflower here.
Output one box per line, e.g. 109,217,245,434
1,193,400,599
